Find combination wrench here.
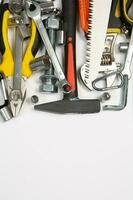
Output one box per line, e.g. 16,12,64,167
26,1,71,93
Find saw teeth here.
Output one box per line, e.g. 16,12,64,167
83,0,94,88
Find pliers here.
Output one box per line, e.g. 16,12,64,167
0,2,40,116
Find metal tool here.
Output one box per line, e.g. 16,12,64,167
0,73,13,121
9,0,24,14
26,1,71,93
40,13,60,93
92,70,124,91
80,0,112,90
9,0,30,39
0,2,40,116
7,1,28,116
40,1,54,15
14,15,30,40
9,26,25,116
30,55,50,72
79,0,93,91
103,75,128,110
92,33,123,91
103,0,133,111
91,0,133,92
91,0,124,91
34,0,100,114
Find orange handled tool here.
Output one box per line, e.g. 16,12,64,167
78,0,89,33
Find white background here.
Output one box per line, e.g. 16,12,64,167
0,0,133,199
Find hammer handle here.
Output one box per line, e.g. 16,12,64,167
62,0,78,99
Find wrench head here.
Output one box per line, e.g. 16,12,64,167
26,0,41,19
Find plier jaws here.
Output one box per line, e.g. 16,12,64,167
6,77,27,117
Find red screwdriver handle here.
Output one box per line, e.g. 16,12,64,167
62,0,78,99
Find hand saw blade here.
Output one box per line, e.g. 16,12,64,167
80,0,112,90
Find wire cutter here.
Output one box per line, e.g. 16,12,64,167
0,2,40,116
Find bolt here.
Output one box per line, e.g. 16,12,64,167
40,14,60,93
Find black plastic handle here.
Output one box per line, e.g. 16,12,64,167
62,0,78,99
0,3,8,55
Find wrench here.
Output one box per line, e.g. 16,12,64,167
26,1,71,93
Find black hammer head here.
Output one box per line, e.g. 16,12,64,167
34,99,101,114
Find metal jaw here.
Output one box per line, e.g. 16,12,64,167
8,77,26,117
96,33,122,90
10,26,23,117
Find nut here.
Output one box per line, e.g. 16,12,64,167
40,74,58,93
46,16,60,30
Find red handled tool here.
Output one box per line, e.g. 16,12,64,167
34,0,100,114
62,0,78,99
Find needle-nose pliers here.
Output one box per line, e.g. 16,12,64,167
0,1,40,116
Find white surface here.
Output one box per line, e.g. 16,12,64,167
0,0,133,199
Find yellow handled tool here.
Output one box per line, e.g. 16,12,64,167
0,3,40,78
0,2,40,116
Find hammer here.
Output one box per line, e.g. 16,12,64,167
34,0,101,114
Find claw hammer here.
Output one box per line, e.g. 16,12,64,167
34,0,101,114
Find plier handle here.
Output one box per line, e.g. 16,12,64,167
0,2,40,116
120,0,133,28
0,2,40,78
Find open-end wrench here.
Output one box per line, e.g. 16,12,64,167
26,1,71,93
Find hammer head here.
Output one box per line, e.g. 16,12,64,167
34,99,101,114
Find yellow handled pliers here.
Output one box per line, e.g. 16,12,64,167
0,2,40,116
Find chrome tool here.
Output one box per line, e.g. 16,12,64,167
26,1,71,93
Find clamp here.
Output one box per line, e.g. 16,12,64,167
0,2,40,116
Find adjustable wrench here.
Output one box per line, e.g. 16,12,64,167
26,1,71,93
